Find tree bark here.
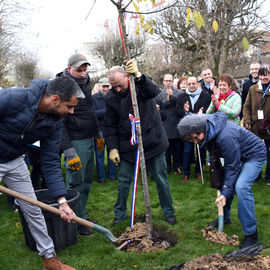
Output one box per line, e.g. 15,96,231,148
116,2,153,239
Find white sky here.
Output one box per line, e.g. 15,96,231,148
21,0,121,74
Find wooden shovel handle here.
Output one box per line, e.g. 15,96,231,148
216,189,224,216
0,185,94,229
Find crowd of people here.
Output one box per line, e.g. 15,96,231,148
0,51,269,269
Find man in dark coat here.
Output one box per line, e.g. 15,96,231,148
240,62,260,119
156,74,182,175
93,77,116,184
57,53,100,236
199,68,218,96
178,112,266,253
0,77,81,270
176,77,211,182
105,60,176,225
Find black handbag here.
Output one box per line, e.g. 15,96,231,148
209,141,224,189
257,119,270,135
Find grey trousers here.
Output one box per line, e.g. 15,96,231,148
0,156,55,258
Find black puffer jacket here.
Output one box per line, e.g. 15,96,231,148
105,75,169,163
57,70,99,150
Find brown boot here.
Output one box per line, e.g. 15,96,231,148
182,175,189,183
43,256,75,270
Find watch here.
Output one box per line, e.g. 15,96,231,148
58,198,67,205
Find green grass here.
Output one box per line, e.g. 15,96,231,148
1,164,270,270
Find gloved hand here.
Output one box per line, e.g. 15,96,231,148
125,60,141,78
96,138,105,152
109,149,120,165
64,147,82,171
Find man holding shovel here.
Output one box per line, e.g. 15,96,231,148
178,112,266,254
0,77,82,270
105,60,176,225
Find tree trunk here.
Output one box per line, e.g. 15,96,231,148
116,4,153,239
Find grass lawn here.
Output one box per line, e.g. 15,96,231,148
0,163,270,269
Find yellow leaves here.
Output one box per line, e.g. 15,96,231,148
212,20,218,33
186,9,205,30
194,11,205,30
242,37,249,51
136,23,140,35
133,1,140,12
186,8,191,27
134,1,157,36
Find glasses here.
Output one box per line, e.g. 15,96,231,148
163,80,173,82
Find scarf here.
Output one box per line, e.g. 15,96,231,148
186,87,202,110
218,89,232,103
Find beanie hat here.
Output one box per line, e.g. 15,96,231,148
178,114,207,137
68,53,90,67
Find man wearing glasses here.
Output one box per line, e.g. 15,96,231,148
156,74,182,176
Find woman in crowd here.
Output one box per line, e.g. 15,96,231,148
177,76,188,92
206,74,241,125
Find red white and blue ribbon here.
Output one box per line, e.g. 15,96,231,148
129,113,140,227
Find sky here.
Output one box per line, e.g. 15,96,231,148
21,0,121,74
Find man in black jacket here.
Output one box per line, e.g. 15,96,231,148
105,60,176,225
57,53,100,236
240,62,260,119
199,68,218,96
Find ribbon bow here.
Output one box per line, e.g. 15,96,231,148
129,114,140,145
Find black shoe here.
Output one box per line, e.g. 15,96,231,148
86,217,98,224
266,179,270,185
113,216,127,225
241,231,258,249
165,216,177,225
207,218,231,228
78,225,93,236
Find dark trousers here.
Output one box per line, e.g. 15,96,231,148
114,152,174,219
166,139,182,171
183,142,206,176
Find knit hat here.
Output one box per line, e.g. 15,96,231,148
68,53,90,67
178,114,207,137
99,77,110,86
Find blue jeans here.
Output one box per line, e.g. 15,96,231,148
223,159,266,235
94,142,116,182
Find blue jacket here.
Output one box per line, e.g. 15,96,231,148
202,112,266,200
93,91,106,137
0,79,67,198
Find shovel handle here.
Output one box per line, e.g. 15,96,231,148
0,185,94,229
216,189,224,216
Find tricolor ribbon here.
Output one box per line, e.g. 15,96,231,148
129,113,140,227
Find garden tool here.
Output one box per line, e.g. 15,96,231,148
216,189,224,232
0,185,118,242
196,144,204,184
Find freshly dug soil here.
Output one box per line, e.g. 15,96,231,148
202,227,240,246
116,222,178,252
166,253,270,270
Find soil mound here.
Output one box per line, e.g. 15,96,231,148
167,253,270,270
116,222,177,252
